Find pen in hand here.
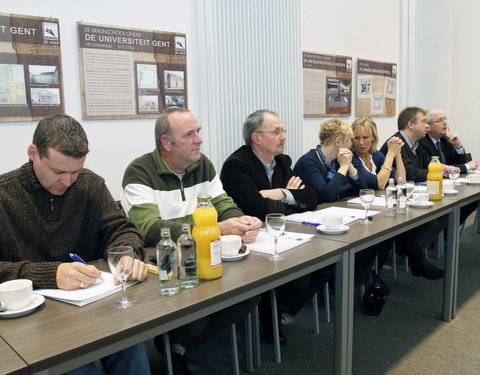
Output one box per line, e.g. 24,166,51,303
69,253,104,281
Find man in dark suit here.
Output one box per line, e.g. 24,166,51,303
420,108,477,174
420,108,478,223
379,107,446,280
220,109,326,344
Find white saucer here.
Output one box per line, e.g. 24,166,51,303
222,249,250,262
0,294,45,318
317,224,349,235
443,189,459,196
466,180,480,186
408,201,434,208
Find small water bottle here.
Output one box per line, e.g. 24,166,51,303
157,227,180,296
396,177,407,215
177,223,199,289
385,178,397,217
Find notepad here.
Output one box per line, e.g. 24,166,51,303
35,272,139,307
247,231,314,255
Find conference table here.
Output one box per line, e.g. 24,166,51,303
0,336,28,375
1,182,479,375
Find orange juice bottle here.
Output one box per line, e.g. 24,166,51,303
192,195,222,279
427,156,443,201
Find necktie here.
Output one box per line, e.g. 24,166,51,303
436,141,446,164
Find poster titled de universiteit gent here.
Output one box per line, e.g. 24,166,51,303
77,22,187,120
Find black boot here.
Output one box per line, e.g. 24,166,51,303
410,256,445,280
362,271,390,316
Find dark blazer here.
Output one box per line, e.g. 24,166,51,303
220,145,318,220
379,131,430,182
418,136,469,174
293,149,367,203
352,151,395,190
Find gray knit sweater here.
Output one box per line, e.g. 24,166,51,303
0,162,144,288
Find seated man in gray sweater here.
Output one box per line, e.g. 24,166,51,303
0,114,150,375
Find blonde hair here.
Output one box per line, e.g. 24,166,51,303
351,117,379,152
319,118,353,146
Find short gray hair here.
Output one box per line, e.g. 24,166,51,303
242,109,278,146
426,108,445,124
155,107,190,150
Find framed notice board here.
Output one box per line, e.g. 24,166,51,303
303,51,352,117
77,22,187,120
356,58,397,117
0,12,64,122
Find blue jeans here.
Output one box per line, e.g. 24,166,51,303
64,343,150,375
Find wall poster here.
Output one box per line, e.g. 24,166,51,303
77,22,187,120
0,12,64,122
356,58,397,117
303,52,352,117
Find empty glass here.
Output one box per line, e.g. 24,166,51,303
359,189,375,224
266,213,286,261
448,167,461,186
107,246,135,309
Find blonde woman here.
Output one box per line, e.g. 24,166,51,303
294,118,367,202
351,117,406,189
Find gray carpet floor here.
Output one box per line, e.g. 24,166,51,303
147,215,480,374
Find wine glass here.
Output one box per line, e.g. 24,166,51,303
448,167,460,186
359,189,375,224
107,246,135,309
266,213,286,261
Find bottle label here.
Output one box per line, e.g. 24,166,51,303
427,180,440,195
210,239,221,268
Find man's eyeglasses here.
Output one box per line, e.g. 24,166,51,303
430,116,447,124
256,128,287,136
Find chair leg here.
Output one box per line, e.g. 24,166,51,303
359,284,365,303
230,323,240,375
162,333,173,375
244,313,254,372
312,292,320,335
270,289,281,364
472,206,480,234
405,255,409,272
253,305,261,368
374,254,378,274
324,282,331,323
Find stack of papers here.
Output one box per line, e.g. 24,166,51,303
247,231,314,255
286,206,380,225
36,272,139,307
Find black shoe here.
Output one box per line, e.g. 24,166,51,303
411,257,445,280
171,351,192,375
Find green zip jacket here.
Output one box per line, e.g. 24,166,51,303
122,149,243,245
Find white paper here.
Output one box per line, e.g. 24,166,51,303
35,272,139,307
286,206,379,225
348,196,386,208
247,231,314,255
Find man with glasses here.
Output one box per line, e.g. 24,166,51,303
419,108,477,173
220,109,322,344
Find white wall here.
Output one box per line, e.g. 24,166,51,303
0,0,200,199
301,0,401,151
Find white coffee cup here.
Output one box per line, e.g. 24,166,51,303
0,279,33,311
221,235,242,257
443,180,454,190
412,193,429,205
322,215,343,230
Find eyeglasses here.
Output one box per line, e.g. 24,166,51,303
430,116,447,124
256,128,287,136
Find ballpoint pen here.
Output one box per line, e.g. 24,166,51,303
301,221,320,226
69,253,104,281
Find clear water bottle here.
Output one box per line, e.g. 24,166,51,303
396,177,407,215
177,223,199,289
385,178,397,217
157,227,180,296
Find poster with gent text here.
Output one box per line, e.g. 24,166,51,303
77,22,187,120
356,58,397,117
0,12,64,122
303,52,352,117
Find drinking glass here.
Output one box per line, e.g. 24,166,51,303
405,180,415,200
266,213,286,261
107,246,135,309
359,189,375,224
448,167,461,186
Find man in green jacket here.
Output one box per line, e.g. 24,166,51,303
122,107,261,375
